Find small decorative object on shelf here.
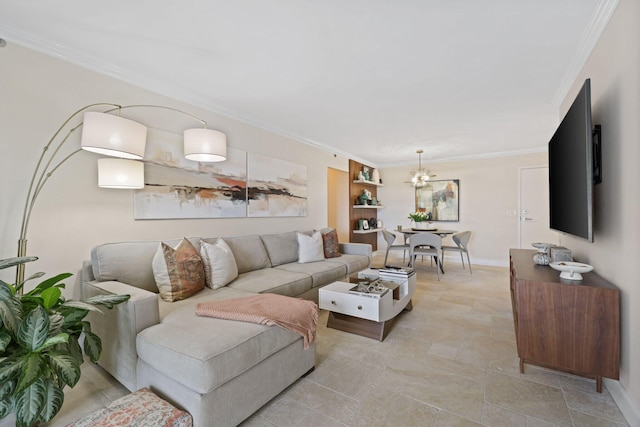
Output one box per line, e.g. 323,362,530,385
362,166,370,181
549,261,593,281
371,168,380,184
348,279,389,298
358,170,364,180
550,246,573,262
531,242,552,265
533,252,551,265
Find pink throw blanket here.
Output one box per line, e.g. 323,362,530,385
195,294,318,349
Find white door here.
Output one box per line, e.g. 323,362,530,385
519,167,559,248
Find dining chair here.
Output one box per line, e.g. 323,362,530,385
441,230,472,273
382,229,410,266
408,232,442,280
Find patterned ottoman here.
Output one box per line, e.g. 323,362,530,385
66,387,192,427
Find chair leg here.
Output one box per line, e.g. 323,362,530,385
466,252,472,274
435,256,440,281
384,251,389,267
460,252,465,269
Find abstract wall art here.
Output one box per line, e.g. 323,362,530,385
134,130,248,219
247,153,308,217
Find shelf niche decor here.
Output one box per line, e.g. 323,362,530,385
349,159,383,250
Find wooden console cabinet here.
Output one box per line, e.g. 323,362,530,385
509,249,620,392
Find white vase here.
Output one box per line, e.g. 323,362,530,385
414,221,427,230
371,168,380,184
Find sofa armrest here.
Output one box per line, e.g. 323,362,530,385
339,242,372,258
82,279,159,392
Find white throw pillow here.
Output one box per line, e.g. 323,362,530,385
200,239,239,289
297,231,325,263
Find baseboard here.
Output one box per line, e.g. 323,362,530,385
604,378,640,426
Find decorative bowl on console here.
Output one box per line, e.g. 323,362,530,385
549,261,593,281
531,242,552,253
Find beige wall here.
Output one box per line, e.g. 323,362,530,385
558,0,640,419
378,152,548,266
0,44,349,295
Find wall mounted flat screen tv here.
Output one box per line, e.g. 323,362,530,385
548,78,601,242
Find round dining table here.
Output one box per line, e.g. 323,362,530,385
399,228,457,238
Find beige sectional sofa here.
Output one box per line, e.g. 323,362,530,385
81,231,371,427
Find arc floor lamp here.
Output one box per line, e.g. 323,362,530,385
16,103,227,287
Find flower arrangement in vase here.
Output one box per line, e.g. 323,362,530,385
408,212,432,229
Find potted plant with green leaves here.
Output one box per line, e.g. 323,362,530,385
0,256,129,427
408,211,432,229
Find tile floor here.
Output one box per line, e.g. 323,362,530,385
28,255,627,427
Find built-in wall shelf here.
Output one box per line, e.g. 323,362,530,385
350,160,381,251
352,179,384,187
353,229,382,234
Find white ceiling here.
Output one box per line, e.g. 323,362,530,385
0,0,618,167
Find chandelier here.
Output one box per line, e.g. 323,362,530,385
409,149,435,187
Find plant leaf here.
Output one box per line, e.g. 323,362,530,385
60,308,88,327
83,331,103,363
67,335,83,365
0,396,13,420
0,257,38,271
18,306,49,351
38,333,69,352
39,379,64,422
28,273,72,294
16,353,45,393
60,301,103,313
15,377,46,427
0,378,15,400
83,293,131,308
0,284,22,336
48,313,65,336
24,271,46,283
0,330,11,353
0,356,22,383
47,352,80,388
41,287,62,312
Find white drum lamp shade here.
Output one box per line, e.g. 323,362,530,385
183,128,227,162
98,158,144,189
81,112,147,159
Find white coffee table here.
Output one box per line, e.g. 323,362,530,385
318,268,416,341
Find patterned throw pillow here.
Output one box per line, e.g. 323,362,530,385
200,238,239,289
297,231,325,263
152,238,205,302
321,228,342,258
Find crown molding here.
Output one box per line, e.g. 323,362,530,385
551,0,621,108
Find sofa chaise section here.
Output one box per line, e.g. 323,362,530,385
81,231,371,427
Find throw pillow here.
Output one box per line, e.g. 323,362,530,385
297,231,325,263
321,228,342,258
200,238,239,289
152,238,205,302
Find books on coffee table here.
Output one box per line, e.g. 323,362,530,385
379,266,415,280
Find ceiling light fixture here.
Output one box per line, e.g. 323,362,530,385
408,149,435,187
